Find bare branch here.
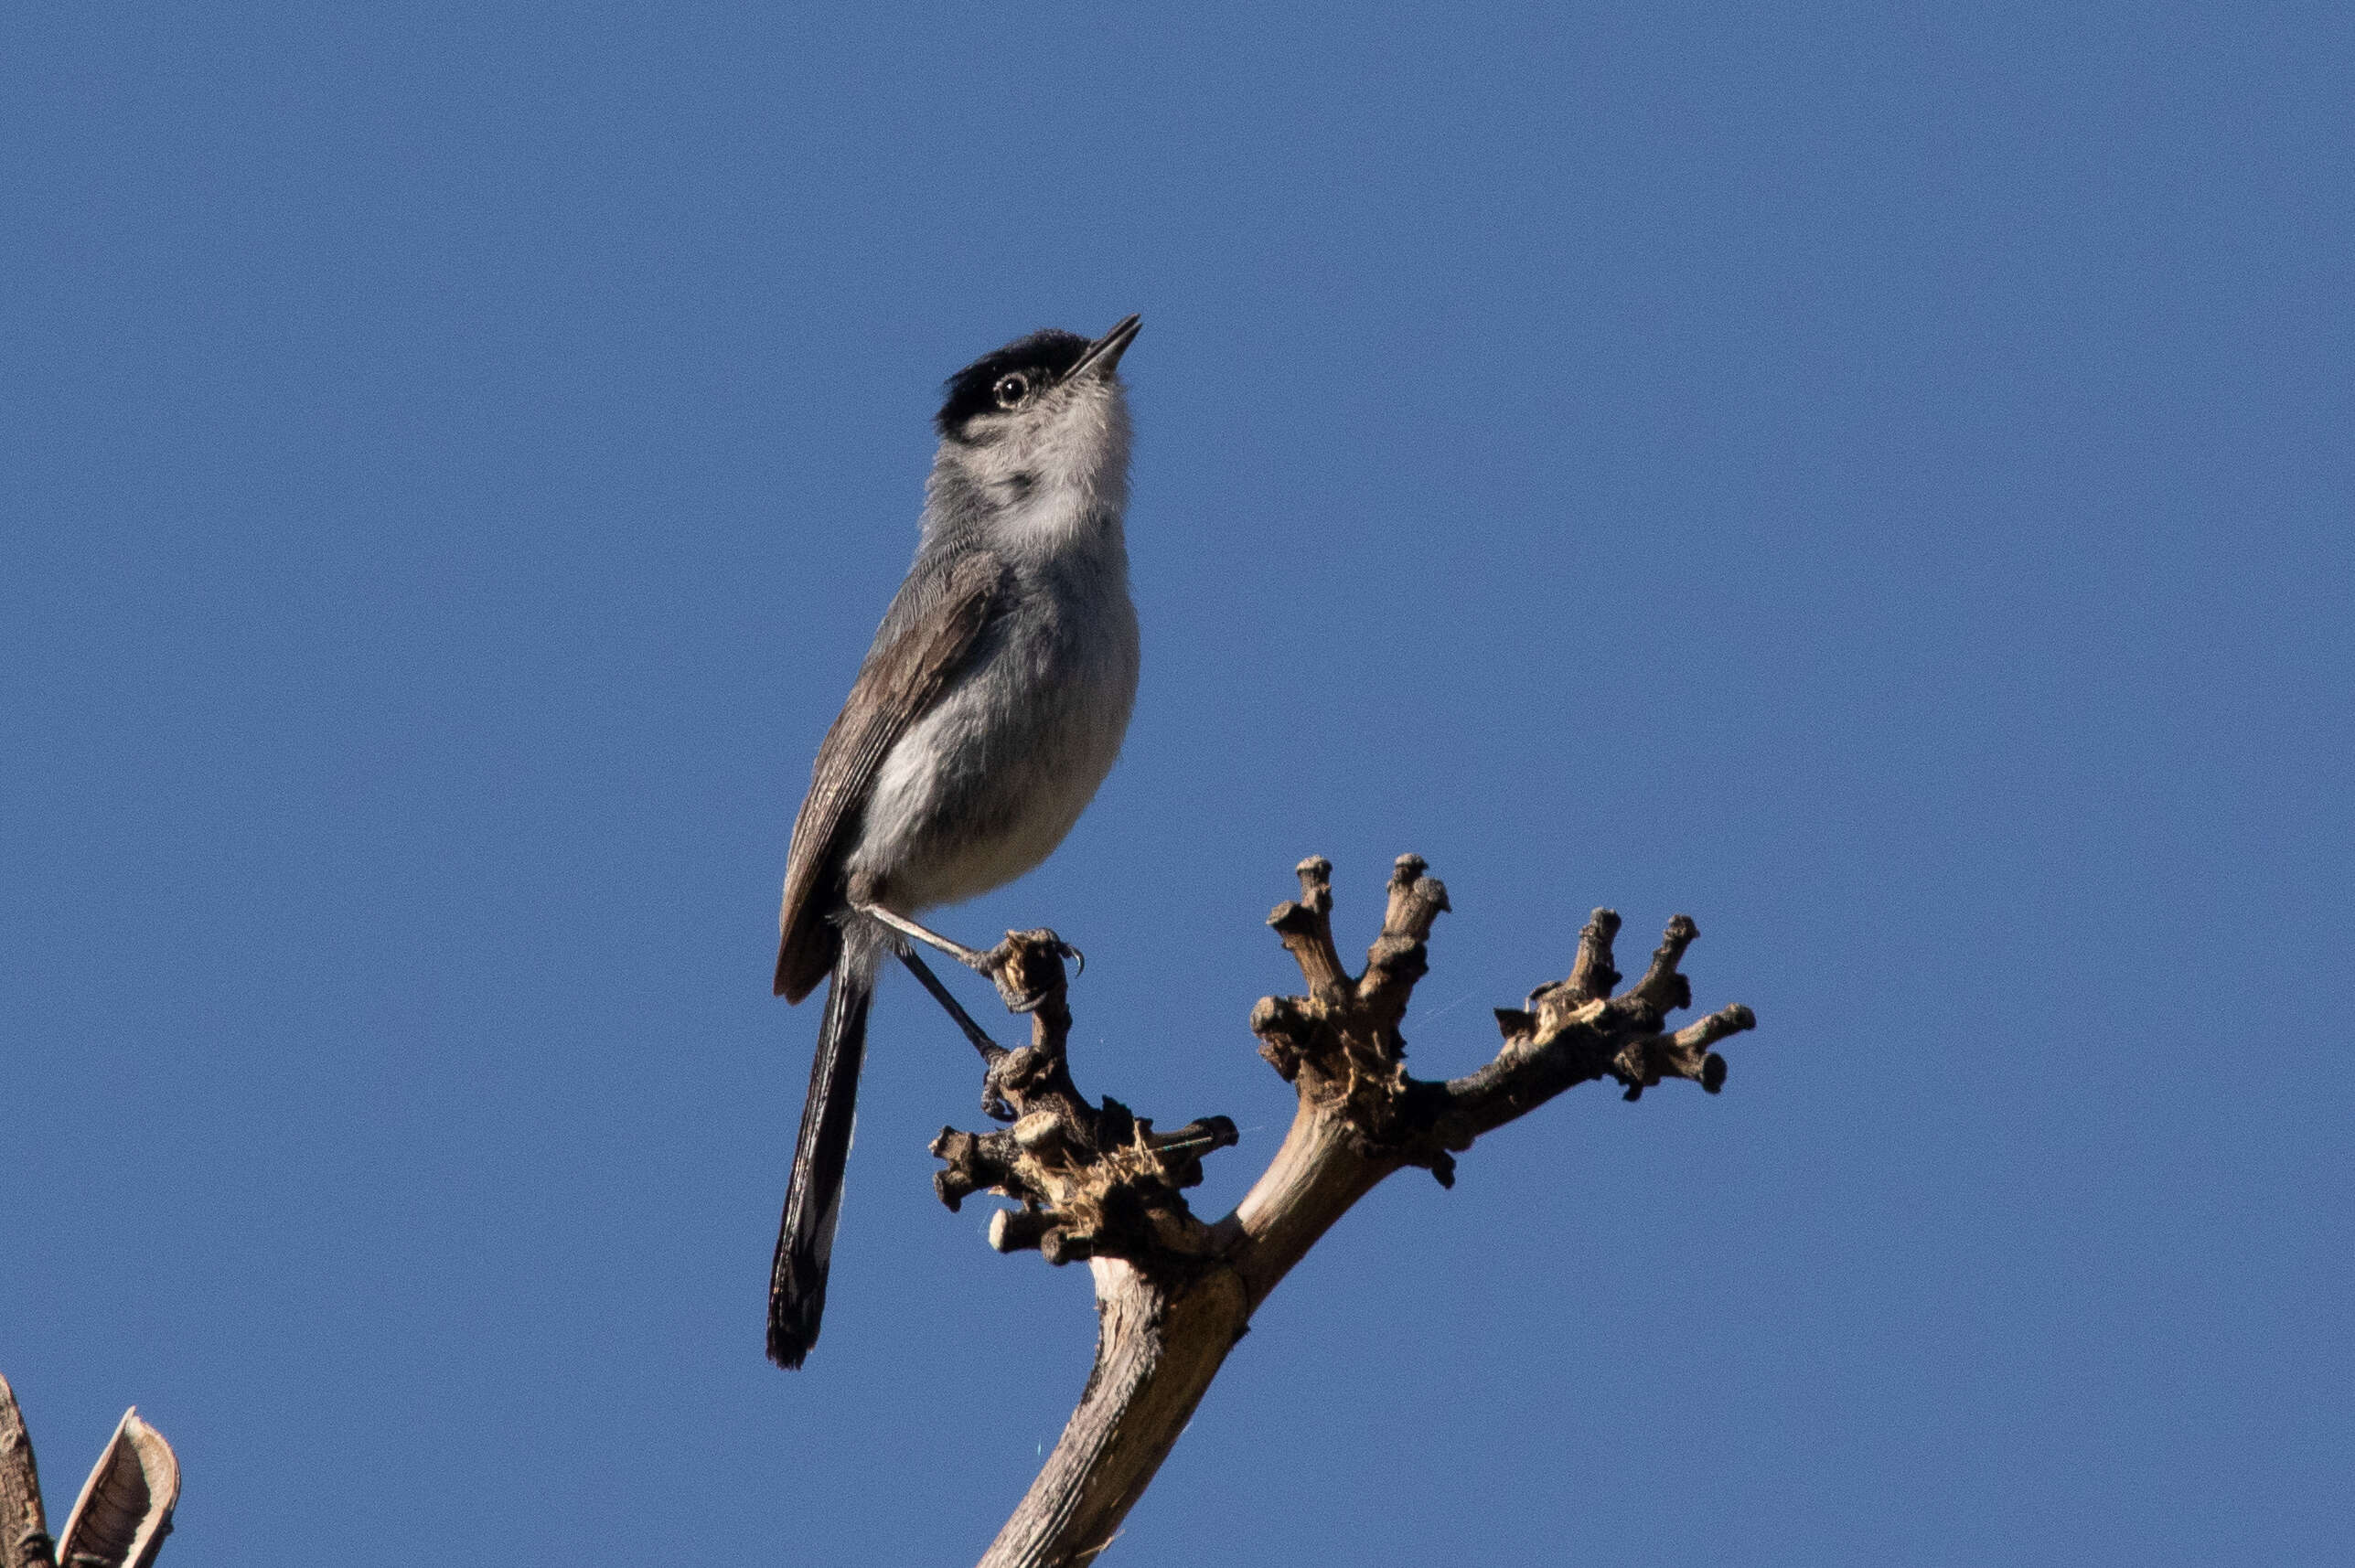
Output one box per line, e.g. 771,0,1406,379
1267,855,1349,997
1561,907,1623,1004
0,1376,55,1568
944,859,1757,1567
931,931,1238,1272
977,1263,1248,1568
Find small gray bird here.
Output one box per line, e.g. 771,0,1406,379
767,315,1143,1369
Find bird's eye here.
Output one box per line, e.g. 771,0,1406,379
993,374,1030,409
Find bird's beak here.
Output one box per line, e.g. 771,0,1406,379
1063,314,1142,382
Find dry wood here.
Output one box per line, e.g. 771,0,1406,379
932,855,1757,1566
0,1376,55,1568
0,1380,178,1568
55,1411,178,1568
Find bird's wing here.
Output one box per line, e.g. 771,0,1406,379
774,548,1008,1000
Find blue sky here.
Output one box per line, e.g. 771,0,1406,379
4,4,2349,1563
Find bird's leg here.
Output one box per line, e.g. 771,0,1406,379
857,901,993,970
891,943,1006,1065
855,901,1080,1016
889,943,1023,1124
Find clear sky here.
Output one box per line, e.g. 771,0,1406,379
5,5,2349,1564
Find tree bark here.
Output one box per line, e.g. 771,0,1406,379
0,1376,55,1568
931,856,1757,1567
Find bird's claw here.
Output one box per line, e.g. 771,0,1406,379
980,928,1081,1014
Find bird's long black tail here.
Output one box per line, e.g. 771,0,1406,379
767,930,878,1369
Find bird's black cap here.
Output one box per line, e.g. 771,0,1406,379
933,315,1141,440
935,329,1095,438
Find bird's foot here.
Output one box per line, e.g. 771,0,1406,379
979,929,1080,1015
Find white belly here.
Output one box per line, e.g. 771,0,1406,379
849,582,1138,913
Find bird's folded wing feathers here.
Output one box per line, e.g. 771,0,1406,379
774,549,1008,1000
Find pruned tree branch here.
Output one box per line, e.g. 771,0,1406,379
932,857,1758,1567
930,931,1239,1269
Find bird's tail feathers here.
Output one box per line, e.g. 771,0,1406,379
767,927,880,1370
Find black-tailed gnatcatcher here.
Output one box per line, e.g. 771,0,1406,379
766,315,1143,1368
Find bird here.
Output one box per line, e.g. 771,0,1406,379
766,315,1143,1369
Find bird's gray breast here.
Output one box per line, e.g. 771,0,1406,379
850,543,1139,912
